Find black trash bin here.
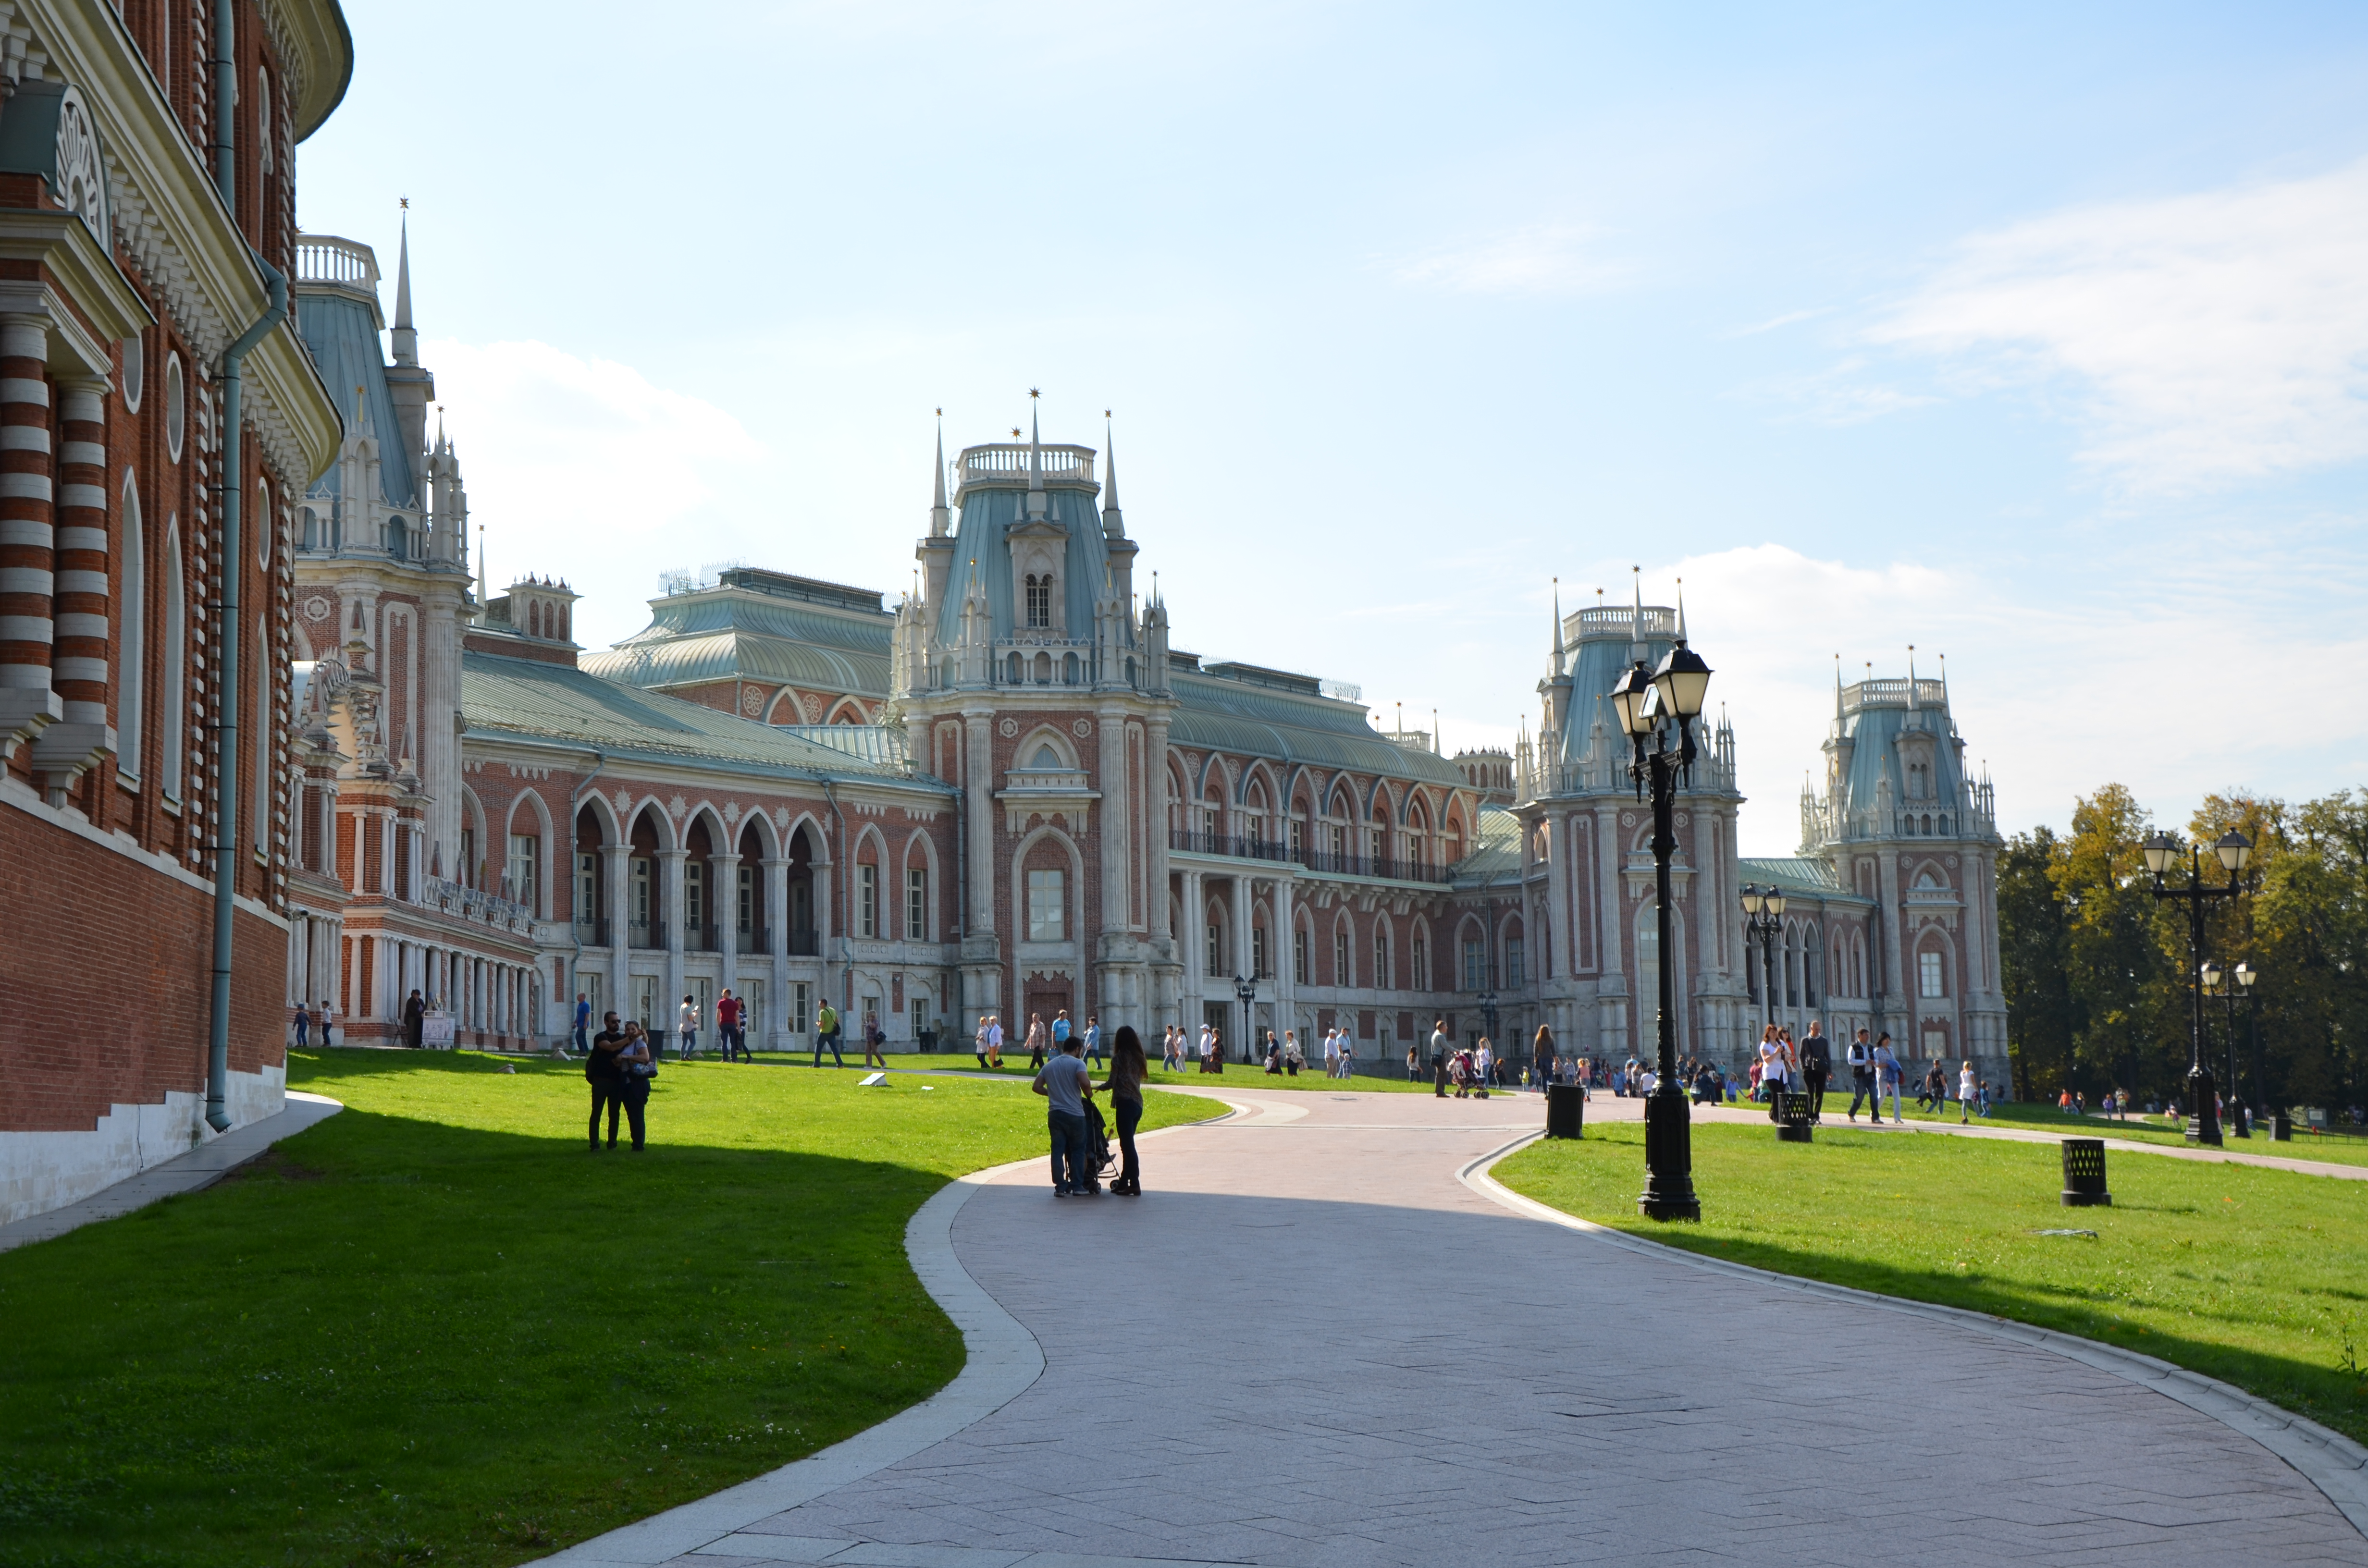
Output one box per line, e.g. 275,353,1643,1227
2270,1114,2292,1141
2061,1138,2111,1206
1546,1082,1586,1139
1776,1090,1814,1143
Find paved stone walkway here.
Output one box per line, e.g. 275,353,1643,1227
570,1088,2367,1568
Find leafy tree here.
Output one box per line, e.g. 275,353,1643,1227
1998,825,2073,1100
2049,784,2164,1099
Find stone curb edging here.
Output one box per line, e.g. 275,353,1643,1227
1459,1130,2368,1541
536,1101,1244,1566
0,1091,346,1254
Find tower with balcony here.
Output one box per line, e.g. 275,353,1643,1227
892,404,1176,1033
1514,586,1751,1064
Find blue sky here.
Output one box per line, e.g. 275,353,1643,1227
296,2,2368,856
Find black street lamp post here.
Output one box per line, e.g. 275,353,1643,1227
2140,829,2253,1148
1740,883,1786,1032
1233,973,1257,1066
1479,988,1500,1048
1609,622,1713,1221
2202,962,2247,1138
2237,961,2264,1124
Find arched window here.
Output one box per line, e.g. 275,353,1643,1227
118,476,144,780
1374,928,1390,989
253,616,271,855
1024,573,1051,628
160,518,185,800
1006,652,1022,684
387,515,409,559
164,354,185,464
1061,651,1079,684
256,478,272,569
1921,814,1932,835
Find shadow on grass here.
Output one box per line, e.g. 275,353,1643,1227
0,1103,962,1568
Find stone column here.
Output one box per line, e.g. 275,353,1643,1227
602,843,630,1021
812,851,836,1014
1098,707,1128,928
660,847,688,1023
764,855,791,1048
1274,872,1296,1031
965,711,995,932
420,596,460,865
713,851,741,1001
1179,866,1202,1016
1232,873,1254,1060
1146,717,1172,941
0,316,57,758
34,377,111,800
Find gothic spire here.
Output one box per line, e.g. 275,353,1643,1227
1100,408,1125,536
391,205,418,368
1028,389,1044,492
1552,576,1564,661
929,408,950,536
1907,644,1919,710
1675,576,1689,643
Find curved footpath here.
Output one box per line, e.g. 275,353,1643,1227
545,1088,2368,1568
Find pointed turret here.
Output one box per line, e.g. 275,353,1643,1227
1100,409,1125,538
1906,645,1920,711
929,410,951,536
381,205,436,480
391,211,418,367
1024,390,1047,520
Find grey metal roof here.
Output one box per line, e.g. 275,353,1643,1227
582,586,893,695
933,484,1132,649
1169,669,1470,788
294,287,414,508
1451,806,1526,888
460,651,946,789
1738,856,1862,902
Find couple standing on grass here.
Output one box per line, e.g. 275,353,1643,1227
1033,1025,1150,1198
585,1012,658,1151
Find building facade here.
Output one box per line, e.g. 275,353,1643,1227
0,0,349,1225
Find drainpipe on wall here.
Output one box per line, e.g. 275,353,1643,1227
204,0,289,1131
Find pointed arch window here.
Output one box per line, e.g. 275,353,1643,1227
118,476,145,780
160,518,185,801
1024,574,1051,629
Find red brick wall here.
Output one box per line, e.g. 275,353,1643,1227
0,808,285,1132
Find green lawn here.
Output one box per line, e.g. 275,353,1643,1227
1495,1121,2368,1446
0,1049,1219,1568
1799,1093,2368,1168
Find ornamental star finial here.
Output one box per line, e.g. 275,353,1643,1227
1028,387,1040,399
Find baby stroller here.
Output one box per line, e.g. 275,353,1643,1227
1084,1098,1117,1187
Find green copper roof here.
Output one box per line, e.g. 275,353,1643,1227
1738,856,1862,901
1170,669,1469,788
583,578,893,695
460,651,946,789
1451,806,1527,888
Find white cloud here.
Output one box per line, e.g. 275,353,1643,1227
419,338,767,646
1391,224,1626,295
1609,543,2368,858
1872,157,2368,491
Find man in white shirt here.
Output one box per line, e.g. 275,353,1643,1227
1322,1029,1340,1078
1845,1028,1876,1122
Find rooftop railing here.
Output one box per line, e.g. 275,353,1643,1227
295,234,380,291
958,442,1097,483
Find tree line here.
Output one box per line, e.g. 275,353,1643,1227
1998,784,2366,1114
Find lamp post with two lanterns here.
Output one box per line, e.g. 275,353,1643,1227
2139,828,2253,1148
1607,617,1713,1221
1740,884,1786,1031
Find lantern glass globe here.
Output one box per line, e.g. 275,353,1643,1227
2140,832,2179,877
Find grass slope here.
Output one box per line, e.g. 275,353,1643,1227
0,1051,1216,1568
1496,1121,2368,1446
869,1051,1439,1092
1838,1097,2368,1168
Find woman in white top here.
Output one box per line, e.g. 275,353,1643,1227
1759,1027,1789,1122
678,995,700,1061
1959,1059,1977,1124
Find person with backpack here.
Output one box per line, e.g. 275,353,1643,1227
1798,1021,1831,1123
586,1011,628,1152
812,999,843,1068
1032,1028,1098,1197
861,1011,887,1068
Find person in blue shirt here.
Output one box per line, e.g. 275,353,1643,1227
572,992,592,1054
1052,1011,1072,1054
1082,1016,1103,1067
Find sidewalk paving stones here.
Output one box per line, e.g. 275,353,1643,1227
546,1088,2367,1568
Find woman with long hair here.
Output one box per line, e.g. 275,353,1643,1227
1105,1026,1149,1196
